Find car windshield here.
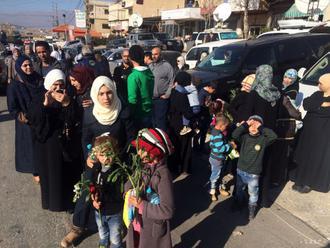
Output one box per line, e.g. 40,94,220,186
138,34,154,40
220,32,238,40
303,53,330,86
155,33,171,40
197,45,245,73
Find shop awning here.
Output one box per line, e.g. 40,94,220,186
52,24,102,38
283,4,309,19
161,7,204,21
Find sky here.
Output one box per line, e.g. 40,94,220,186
0,0,114,28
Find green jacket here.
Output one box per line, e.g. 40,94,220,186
127,66,154,119
232,123,277,175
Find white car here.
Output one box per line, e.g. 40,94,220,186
297,52,330,117
194,30,239,46
185,39,243,69
257,29,310,38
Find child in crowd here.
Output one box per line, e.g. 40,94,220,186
89,135,124,248
125,128,175,248
173,71,201,135
232,115,277,221
209,114,233,201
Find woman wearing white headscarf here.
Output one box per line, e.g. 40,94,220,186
27,69,83,212
174,55,189,75
82,76,136,158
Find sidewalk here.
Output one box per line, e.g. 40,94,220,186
275,181,330,241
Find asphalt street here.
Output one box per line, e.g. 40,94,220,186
0,96,329,248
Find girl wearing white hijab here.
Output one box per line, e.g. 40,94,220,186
175,56,189,75
82,76,135,159
90,76,122,125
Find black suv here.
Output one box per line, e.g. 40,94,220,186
189,33,330,100
153,32,183,52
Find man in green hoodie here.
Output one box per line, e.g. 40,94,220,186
127,45,154,128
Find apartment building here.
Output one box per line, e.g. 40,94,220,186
109,0,205,37
87,0,110,36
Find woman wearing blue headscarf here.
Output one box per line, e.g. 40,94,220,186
6,55,43,181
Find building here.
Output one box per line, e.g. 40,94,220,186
108,0,205,37
87,0,110,37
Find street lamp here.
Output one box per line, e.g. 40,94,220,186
62,14,66,24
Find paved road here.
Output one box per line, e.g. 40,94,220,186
0,96,329,248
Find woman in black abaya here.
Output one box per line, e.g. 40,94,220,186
7,55,43,180
27,69,83,212
293,73,330,193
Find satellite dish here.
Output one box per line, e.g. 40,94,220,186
129,14,143,28
213,3,232,22
295,0,330,14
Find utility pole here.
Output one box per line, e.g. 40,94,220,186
55,2,59,26
84,0,91,44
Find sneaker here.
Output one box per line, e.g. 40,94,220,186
219,188,230,197
180,126,192,135
194,128,200,134
211,194,217,201
297,185,312,194
60,226,84,248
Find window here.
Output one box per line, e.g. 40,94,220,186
303,54,330,86
276,39,311,67
308,35,330,58
244,46,276,70
102,24,110,29
220,32,238,40
186,47,209,60
104,9,109,15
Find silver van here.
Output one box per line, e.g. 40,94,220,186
126,31,162,50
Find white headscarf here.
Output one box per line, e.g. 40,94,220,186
177,56,185,69
44,69,66,90
90,76,122,126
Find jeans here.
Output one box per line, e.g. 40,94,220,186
209,157,223,189
236,169,259,206
95,211,123,248
152,98,169,131
182,106,201,126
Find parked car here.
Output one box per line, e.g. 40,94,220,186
153,32,183,51
185,39,243,69
106,38,127,49
195,30,239,46
189,33,330,101
62,39,83,50
104,48,124,75
126,31,162,50
296,52,330,117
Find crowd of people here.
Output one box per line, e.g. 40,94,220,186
6,40,330,248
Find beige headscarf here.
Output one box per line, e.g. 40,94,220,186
90,76,122,126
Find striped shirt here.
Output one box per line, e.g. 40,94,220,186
209,127,231,161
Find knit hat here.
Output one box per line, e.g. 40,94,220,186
248,115,264,125
242,74,255,86
129,45,144,65
132,128,174,160
44,69,66,90
284,69,298,82
175,71,191,87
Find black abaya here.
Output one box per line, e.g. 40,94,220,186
294,91,330,192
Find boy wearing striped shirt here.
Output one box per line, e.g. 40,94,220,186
208,114,233,201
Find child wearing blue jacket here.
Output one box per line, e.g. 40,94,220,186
209,114,233,201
